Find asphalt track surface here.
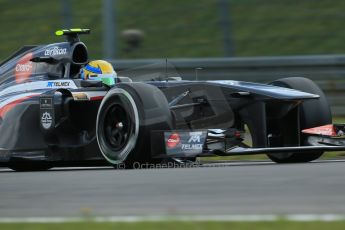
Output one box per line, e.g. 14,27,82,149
0,160,345,218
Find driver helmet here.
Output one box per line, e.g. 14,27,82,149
80,60,117,86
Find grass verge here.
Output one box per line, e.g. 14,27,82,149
1,221,345,230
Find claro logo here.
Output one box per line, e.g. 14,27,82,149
166,133,180,148
15,52,33,83
15,63,32,72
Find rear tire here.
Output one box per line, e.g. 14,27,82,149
96,83,173,168
267,77,332,163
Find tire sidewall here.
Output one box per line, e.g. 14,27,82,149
96,87,140,165
96,83,173,167
267,77,331,163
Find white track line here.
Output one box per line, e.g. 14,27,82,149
0,214,345,223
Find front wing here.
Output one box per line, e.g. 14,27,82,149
152,129,345,159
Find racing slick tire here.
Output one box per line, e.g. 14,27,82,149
96,83,173,168
267,77,332,163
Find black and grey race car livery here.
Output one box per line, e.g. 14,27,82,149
0,29,343,171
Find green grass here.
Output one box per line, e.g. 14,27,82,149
1,221,345,230
1,0,345,60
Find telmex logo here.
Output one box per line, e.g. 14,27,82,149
182,132,204,151
188,132,203,143
166,133,180,148
44,46,67,56
47,81,70,87
15,52,33,83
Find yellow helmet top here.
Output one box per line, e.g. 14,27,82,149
81,60,117,86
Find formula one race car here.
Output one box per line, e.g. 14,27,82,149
0,29,344,171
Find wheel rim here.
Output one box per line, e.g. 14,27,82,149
96,88,140,165
103,104,132,151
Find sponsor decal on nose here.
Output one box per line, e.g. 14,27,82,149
166,133,180,148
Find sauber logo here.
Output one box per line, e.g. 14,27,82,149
15,52,33,83
47,81,70,87
41,112,53,129
44,46,67,56
166,133,180,148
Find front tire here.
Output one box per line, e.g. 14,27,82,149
267,77,332,163
96,83,173,168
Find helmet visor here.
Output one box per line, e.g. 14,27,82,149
89,72,116,86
